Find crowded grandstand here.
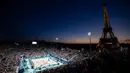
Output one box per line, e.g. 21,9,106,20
0,42,129,73
0,43,89,73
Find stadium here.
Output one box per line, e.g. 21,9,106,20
0,40,129,73
19,53,70,73
0,43,88,73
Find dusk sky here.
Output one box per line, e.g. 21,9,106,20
1,0,130,43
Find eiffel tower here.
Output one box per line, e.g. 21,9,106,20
96,3,120,50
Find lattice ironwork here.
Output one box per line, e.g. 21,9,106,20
97,3,120,49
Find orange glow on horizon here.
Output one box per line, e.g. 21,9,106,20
62,39,130,44
64,39,99,44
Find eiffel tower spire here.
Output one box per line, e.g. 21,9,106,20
96,3,120,50
103,3,110,28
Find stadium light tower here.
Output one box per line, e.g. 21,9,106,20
55,38,59,48
88,32,91,53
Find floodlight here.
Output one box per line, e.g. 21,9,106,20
56,38,58,40
88,32,91,36
32,41,37,44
